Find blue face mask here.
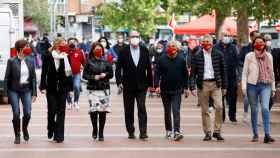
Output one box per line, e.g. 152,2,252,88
223,36,231,44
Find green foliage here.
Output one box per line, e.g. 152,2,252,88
23,0,50,32
97,0,161,37
160,0,169,10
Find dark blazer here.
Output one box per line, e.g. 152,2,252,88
190,48,227,90
115,45,153,91
82,57,113,90
39,52,73,93
4,56,37,96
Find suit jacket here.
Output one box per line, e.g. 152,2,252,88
4,56,37,96
115,45,152,91
190,48,227,90
39,52,73,93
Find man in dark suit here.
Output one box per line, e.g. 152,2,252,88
115,31,152,140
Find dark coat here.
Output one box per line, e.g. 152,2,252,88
39,53,73,93
82,57,113,90
156,53,188,93
4,56,37,96
190,48,227,90
272,48,280,82
115,45,153,91
238,43,253,67
214,43,239,87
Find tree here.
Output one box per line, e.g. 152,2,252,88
171,0,280,46
97,0,161,37
189,0,233,40
168,0,196,15
23,0,50,33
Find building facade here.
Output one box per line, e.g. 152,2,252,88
49,0,104,41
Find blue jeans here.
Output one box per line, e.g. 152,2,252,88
67,74,81,104
247,83,271,137
8,90,32,120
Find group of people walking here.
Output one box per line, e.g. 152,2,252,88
3,30,277,145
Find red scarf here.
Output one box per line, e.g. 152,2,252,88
255,51,273,83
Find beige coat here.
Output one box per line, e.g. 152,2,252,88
241,51,275,94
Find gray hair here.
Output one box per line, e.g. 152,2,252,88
167,40,180,49
264,34,272,41
201,34,213,44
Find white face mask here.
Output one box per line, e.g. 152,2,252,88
101,41,107,48
182,46,188,50
266,41,272,47
223,36,231,44
156,48,163,53
131,37,140,46
163,35,169,41
149,39,155,45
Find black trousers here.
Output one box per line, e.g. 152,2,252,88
161,92,181,133
46,91,67,141
226,86,238,120
123,89,147,135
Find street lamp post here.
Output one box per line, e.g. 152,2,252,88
64,0,69,39
91,6,96,41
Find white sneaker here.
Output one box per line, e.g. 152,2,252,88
208,107,214,113
74,102,80,111
243,112,249,124
67,103,72,110
174,132,184,141
165,131,172,139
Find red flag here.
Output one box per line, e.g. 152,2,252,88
10,48,17,57
168,13,176,29
107,54,113,64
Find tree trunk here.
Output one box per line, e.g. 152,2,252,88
237,7,249,48
215,10,225,41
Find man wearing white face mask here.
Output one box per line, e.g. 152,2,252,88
115,31,153,140
214,33,239,123
264,34,272,53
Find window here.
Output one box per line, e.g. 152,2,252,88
81,0,88,4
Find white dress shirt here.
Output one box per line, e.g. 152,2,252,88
203,49,215,80
130,45,140,66
20,59,29,84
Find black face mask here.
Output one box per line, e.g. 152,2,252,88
69,43,75,49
